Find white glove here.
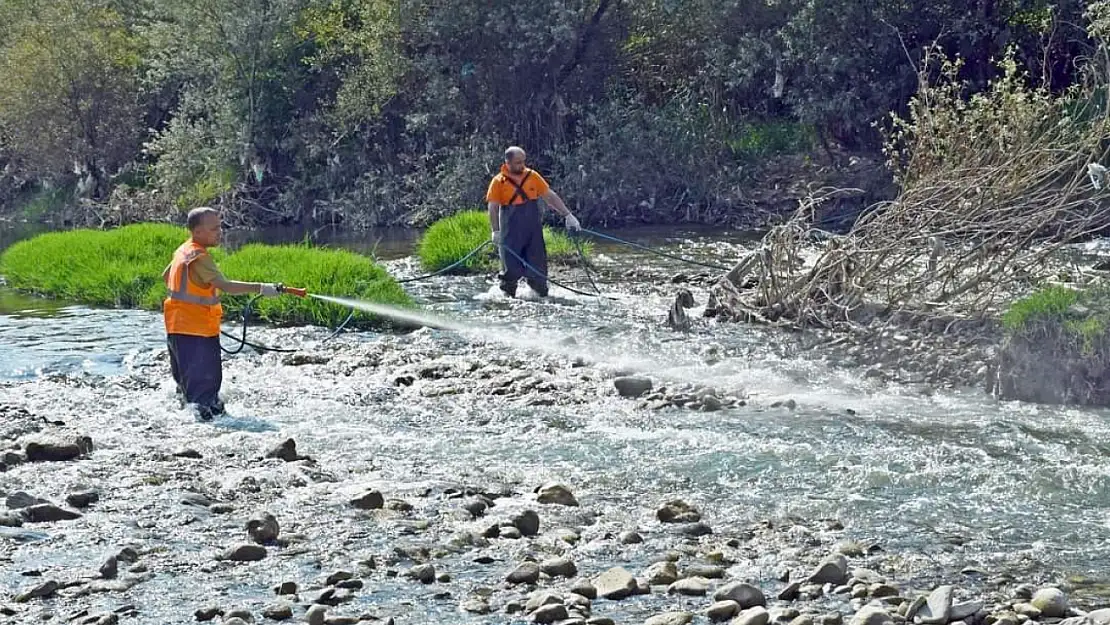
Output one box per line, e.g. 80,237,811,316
491,230,501,244
259,283,280,297
565,214,581,231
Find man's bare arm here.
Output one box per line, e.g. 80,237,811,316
210,276,272,295
541,190,572,217
488,201,501,232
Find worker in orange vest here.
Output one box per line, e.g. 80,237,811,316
162,207,301,420
486,145,580,298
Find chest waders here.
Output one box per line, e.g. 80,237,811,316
498,171,549,297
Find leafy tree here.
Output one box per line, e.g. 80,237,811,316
0,0,145,198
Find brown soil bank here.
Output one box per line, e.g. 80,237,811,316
989,287,1110,405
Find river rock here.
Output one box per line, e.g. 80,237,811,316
99,556,118,579
273,581,297,595
656,499,701,523
246,512,280,544
679,521,713,537
715,582,767,608
778,582,802,601
21,504,81,522
499,525,522,539
952,601,983,621
461,597,490,614
646,612,694,625
221,619,249,625
708,601,742,621
506,562,540,585
225,609,253,621
808,554,849,585
734,606,771,625
871,584,899,598
265,438,303,462
685,564,726,579
1031,588,1068,618
668,576,710,596
66,491,99,509
511,509,541,536
913,585,953,624
261,603,293,620
222,544,266,562
540,557,577,578
571,579,598,599
462,497,489,517
305,605,326,625
595,567,637,600
25,439,89,462
533,604,570,623
14,580,58,602
405,564,435,584
645,561,679,586
1012,604,1041,619
620,531,644,544
172,447,202,459
615,376,653,398
349,490,384,510
850,607,894,625
194,606,223,621
5,492,47,509
525,590,564,612
536,483,579,506
325,571,352,586
588,619,617,625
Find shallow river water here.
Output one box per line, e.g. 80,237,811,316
1,226,1109,624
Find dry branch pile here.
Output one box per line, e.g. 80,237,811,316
711,51,1110,331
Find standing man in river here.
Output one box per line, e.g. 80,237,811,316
487,146,581,298
162,207,296,420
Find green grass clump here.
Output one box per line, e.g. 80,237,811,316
1002,285,1110,354
417,209,590,272
0,223,411,328
219,244,412,327
0,223,192,308
1001,285,1082,332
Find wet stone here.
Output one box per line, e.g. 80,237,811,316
246,512,279,544
512,509,541,536
349,490,385,510
261,603,293,620
65,491,99,509
5,492,47,509
656,499,701,524
21,504,81,523
507,562,541,585
222,544,266,562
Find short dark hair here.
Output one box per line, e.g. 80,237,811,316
186,206,220,231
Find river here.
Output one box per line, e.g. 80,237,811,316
1,224,1109,624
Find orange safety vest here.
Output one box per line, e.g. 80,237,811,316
163,240,223,337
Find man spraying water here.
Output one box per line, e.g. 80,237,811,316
162,207,305,420
486,146,581,298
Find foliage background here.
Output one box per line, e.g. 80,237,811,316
0,0,1100,228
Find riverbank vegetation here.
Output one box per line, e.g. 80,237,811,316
0,224,411,327
416,210,589,272
0,0,1099,229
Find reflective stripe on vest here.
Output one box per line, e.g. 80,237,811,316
168,251,219,306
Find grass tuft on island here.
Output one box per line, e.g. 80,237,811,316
0,223,411,328
416,209,591,272
1002,285,1110,351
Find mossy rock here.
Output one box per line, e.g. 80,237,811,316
992,286,1110,405
416,209,590,272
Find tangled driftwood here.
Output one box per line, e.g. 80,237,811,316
711,52,1110,331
